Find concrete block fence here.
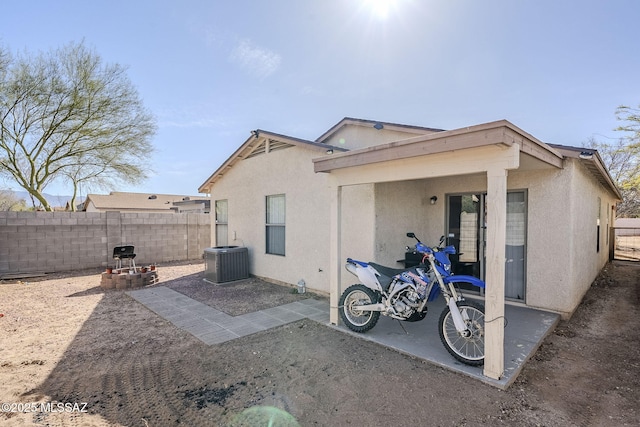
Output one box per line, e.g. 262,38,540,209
0,211,210,274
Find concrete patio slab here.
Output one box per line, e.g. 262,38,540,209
332,297,559,389
128,287,558,389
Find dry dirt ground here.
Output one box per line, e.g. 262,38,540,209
0,260,638,426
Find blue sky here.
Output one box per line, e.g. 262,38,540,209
2,0,639,197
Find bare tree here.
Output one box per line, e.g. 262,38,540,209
616,104,640,145
586,103,640,217
0,188,26,211
0,41,156,211
588,138,639,217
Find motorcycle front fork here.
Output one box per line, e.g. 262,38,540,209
438,279,470,335
447,297,471,335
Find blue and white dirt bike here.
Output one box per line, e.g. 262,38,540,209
339,233,486,366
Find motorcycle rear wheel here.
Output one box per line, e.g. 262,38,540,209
339,284,380,333
438,299,485,366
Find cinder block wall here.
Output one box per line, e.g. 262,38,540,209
0,212,211,274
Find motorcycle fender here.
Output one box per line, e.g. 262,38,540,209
443,275,486,289
352,265,382,292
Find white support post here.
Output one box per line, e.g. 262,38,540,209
329,182,342,325
483,168,507,380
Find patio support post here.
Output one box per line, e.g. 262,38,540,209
329,181,342,325
483,167,507,380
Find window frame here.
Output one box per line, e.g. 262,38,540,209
266,194,286,256
215,199,228,247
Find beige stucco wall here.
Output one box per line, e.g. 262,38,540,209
564,159,616,310
208,145,378,294
208,146,331,292
509,159,616,317
372,161,617,318
207,133,617,316
373,175,483,267
508,167,574,312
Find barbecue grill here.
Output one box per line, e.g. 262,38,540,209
113,245,137,272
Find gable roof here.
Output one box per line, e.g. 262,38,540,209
198,118,622,201
315,117,445,143
83,192,209,212
198,129,347,193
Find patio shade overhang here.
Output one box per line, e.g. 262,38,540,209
318,120,565,382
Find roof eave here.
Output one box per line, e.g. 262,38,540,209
313,119,564,173
198,130,347,193
550,145,623,201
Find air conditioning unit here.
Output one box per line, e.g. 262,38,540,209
204,246,249,283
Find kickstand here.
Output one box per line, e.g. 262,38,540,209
396,319,408,334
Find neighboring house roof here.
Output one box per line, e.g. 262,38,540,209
82,192,210,212
198,129,347,193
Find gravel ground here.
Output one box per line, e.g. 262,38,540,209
0,259,638,426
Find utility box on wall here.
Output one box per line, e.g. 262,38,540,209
204,246,249,283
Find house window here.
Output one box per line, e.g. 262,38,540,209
266,194,285,255
215,199,228,246
596,197,601,253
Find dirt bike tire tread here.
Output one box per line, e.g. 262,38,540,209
338,284,381,333
438,299,485,366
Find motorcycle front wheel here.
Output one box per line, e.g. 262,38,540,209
338,284,380,333
438,300,485,366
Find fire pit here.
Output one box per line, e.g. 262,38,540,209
100,266,158,290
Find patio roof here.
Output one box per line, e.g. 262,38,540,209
317,120,569,382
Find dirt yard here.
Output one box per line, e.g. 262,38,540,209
1,260,638,426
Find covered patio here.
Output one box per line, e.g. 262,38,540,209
313,120,564,380
333,297,559,389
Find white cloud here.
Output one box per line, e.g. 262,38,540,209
229,39,281,79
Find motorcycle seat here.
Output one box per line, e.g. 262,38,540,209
369,262,408,278
370,263,429,292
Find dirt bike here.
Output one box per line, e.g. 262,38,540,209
339,232,486,366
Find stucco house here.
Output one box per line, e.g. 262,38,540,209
198,117,621,379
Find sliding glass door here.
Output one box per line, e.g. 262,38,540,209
447,191,526,301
